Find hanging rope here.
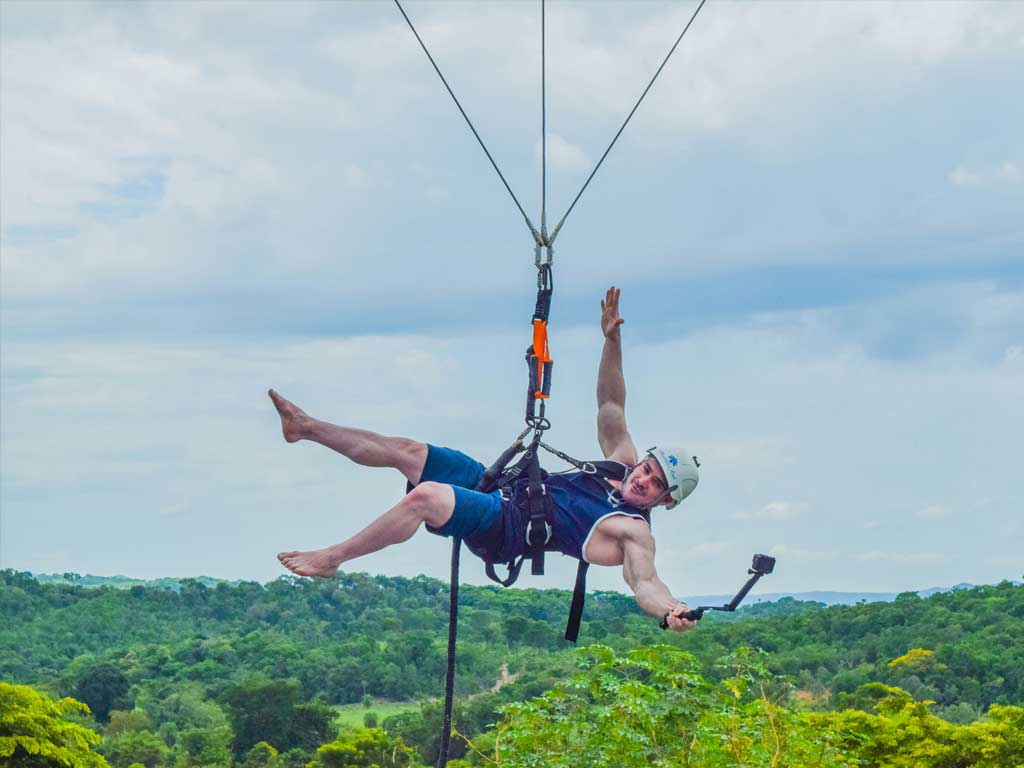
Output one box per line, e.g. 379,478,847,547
541,0,548,239
548,0,707,244
394,0,543,246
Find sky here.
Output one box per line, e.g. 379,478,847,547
1,0,1022,599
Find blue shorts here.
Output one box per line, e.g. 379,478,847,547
407,445,504,542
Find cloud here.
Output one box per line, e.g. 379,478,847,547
2,2,1023,593
990,557,1024,569
734,501,803,522
544,1,1024,142
4,1,1022,321
949,162,1021,188
686,438,793,468
0,10,351,302
768,545,836,562
535,133,590,174
915,505,951,521
857,551,944,565
343,165,368,190
158,501,190,520
815,281,1024,363
425,185,449,204
1,29,326,230
3,295,1022,590
681,542,731,562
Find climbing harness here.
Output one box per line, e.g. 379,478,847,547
393,1,709,764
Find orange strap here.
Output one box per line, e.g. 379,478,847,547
532,319,552,398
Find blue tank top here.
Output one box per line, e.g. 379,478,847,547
501,471,650,563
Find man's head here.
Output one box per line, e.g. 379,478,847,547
620,456,672,508
621,447,700,510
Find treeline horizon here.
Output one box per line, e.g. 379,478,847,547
34,569,1013,605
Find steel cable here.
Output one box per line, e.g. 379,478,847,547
394,0,542,245
549,0,708,243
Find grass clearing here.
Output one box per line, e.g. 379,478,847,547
334,699,422,729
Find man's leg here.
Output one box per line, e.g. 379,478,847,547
277,482,455,578
269,389,428,484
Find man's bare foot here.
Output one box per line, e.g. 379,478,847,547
268,388,311,443
277,546,343,578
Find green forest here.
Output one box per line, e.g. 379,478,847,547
2,570,1022,767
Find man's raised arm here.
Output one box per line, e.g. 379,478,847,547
620,523,696,632
597,287,638,463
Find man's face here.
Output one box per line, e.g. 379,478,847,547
621,457,670,508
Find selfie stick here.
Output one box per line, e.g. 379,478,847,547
660,554,777,629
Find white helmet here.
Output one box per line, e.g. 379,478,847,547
645,446,699,509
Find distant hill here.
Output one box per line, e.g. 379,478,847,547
682,583,984,607
31,572,234,591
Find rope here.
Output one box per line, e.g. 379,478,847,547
548,0,708,244
437,538,461,768
541,0,547,238
394,0,543,246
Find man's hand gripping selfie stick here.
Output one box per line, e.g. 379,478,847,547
660,554,777,629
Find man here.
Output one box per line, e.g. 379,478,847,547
273,287,700,632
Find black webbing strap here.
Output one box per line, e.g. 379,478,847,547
477,443,533,587
525,439,551,577
485,556,526,587
481,452,532,587
479,437,553,585
526,347,552,416
438,538,460,768
533,263,553,322
436,433,528,768
526,265,554,424
480,436,529,492
565,560,589,642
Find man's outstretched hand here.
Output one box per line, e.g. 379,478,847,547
601,286,625,339
663,604,698,632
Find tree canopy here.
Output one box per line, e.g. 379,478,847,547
2,570,1022,766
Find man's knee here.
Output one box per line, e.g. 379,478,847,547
398,439,429,484
406,481,455,527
